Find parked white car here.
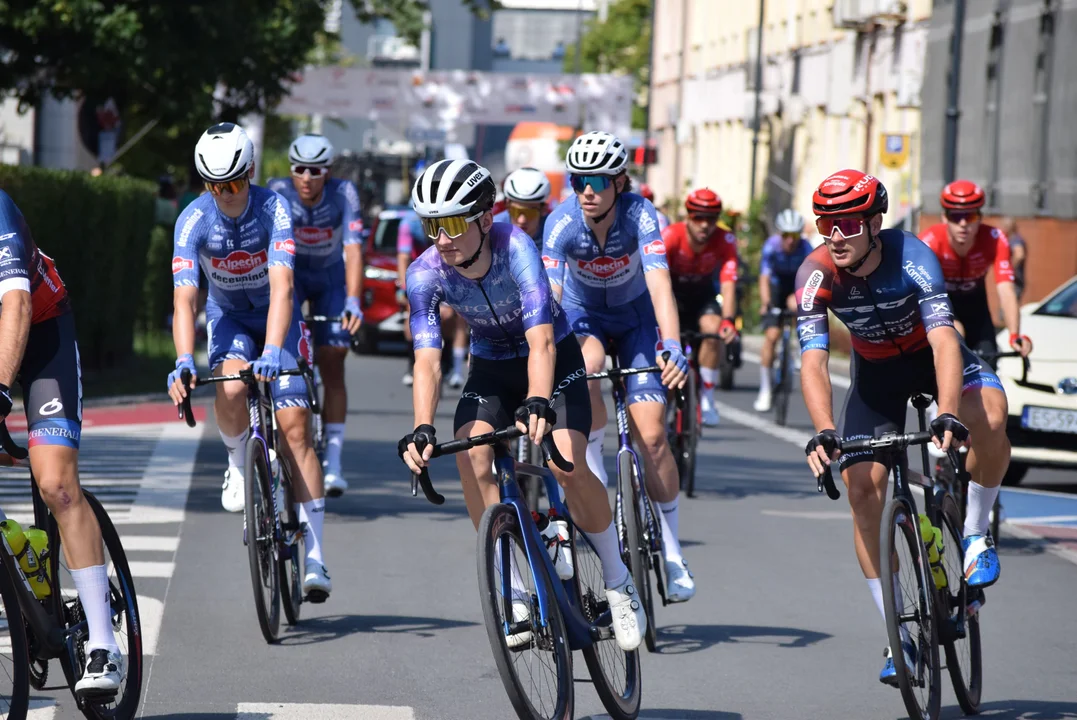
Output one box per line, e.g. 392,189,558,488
994,276,1077,484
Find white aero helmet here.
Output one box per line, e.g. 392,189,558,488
411,159,497,218
565,131,628,175
194,123,254,182
774,208,805,234
503,167,551,203
289,134,335,167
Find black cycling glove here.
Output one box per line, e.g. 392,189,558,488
515,397,557,427
930,413,969,444
398,424,437,462
805,428,842,458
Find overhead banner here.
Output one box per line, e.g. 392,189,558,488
276,67,635,137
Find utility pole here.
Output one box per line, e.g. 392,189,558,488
943,0,966,184
575,0,585,132
748,0,766,205
641,0,657,181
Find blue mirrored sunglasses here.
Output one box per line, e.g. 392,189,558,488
569,174,613,193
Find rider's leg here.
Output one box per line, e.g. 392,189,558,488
215,358,254,512
579,334,610,486
697,311,722,425
958,377,1009,586
755,324,781,411
316,344,349,481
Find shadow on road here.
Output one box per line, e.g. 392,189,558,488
654,623,831,654
145,715,235,720
940,698,1077,719
688,451,820,500
581,710,743,720
276,613,478,646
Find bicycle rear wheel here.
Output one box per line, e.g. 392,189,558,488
937,493,982,714
477,504,572,720
574,527,641,720
718,343,735,391
0,558,29,720
245,437,281,643
880,498,941,720
619,454,657,653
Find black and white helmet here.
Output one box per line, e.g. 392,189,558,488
194,123,254,182
411,159,497,218
289,134,334,167
774,208,805,234
565,131,628,176
503,167,551,203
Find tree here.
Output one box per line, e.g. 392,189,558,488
562,0,652,129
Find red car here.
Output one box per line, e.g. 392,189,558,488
355,207,410,353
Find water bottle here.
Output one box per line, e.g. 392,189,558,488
547,510,574,580
268,448,284,511
917,514,947,590
0,520,52,599
534,512,573,580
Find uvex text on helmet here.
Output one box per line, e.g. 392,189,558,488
411,159,497,218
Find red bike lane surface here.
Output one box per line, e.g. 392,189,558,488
7,400,208,431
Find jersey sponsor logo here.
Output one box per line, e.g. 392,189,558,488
801,269,824,310
0,232,16,242
0,247,13,263
964,362,982,375
724,232,736,245
211,249,268,274
577,254,630,279
176,208,204,248
274,239,296,255
171,256,194,275
543,256,560,270
929,301,952,317
523,306,541,320
297,320,313,365
798,321,818,338
642,240,666,256
833,294,913,314
296,226,334,245
544,213,574,249
849,284,862,298
821,174,850,189
348,219,363,232
903,260,934,294
272,198,292,232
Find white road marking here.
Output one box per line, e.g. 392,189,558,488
236,703,416,719
125,561,176,578
119,535,180,552
124,422,201,525
742,349,852,389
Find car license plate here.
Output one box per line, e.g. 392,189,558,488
1021,406,1077,434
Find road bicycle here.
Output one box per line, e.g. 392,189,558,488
0,423,143,720
667,330,724,498
770,309,797,427
816,394,984,720
180,363,320,643
409,426,641,720
306,313,363,495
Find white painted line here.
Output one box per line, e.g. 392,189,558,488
713,398,807,448
125,561,175,578
123,422,203,525
27,700,56,719
1004,523,1077,567
741,349,851,389
236,703,416,720
120,535,180,552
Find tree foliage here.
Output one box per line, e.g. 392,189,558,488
562,0,652,129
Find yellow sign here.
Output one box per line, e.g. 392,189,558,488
879,133,910,169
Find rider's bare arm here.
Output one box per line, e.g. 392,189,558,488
758,272,772,310
412,348,442,427
644,268,682,345
0,289,31,387
344,243,363,301
996,280,1021,338
926,326,964,418
265,266,295,349
720,279,737,320
523,323,556,402
801,349,835,432
171,286,199,361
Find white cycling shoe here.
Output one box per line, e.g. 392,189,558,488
324,472,348,497
665,559,696,603
75,648,125,697
506,599,533,649
303,561,332,603
700,395,720,427
606,577,647,651
221,468,245,513
753,389,772,413
448,371,465,389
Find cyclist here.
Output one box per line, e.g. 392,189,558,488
0,189,127,695
167,123,332,601
396,159,646,651
918,180,1032,364
493,167,551,247
754,208,814,413
543,131,695,603
660,188,739,426
799,170,1010,685
267,134,364,497
639,183,670,231
396,206,471,388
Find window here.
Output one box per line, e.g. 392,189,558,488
1031,3,1057,210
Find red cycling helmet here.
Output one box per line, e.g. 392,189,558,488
940,180,985,210
812,169,888,217
685,188,722,215
639,183,654,201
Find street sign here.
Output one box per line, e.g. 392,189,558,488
879,133,910,169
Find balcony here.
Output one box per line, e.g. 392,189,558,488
832,0,908,30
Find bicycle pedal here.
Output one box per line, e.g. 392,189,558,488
326,486,344,499
304,589,328,604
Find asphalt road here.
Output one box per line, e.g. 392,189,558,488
15,345,1077,719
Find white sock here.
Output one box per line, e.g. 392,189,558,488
699,366,718,395
658,499,683,563
585,429,608,487
324,423,345,476
964,481,999,538
495,538,529,600
452,347,466,376
585,522,630,588
219,427,249,472
71,565,118,653
867,577,886,622
759,364,772,394
298,498,326,566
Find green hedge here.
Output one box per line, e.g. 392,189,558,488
0,166,156,371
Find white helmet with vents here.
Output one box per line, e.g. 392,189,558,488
565,131,628,176
503,167,551,203
289,134,335,167
775,208,805,234
411,159,498,218
193,123,254,182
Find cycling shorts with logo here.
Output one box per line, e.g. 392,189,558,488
18,313,83,449
562,293,667,406
674,284,723,335
454,336,591,436
205,300,312,411
838,344,1004,470
295,261,350,348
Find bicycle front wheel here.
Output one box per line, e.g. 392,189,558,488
880,498,941,720
0,558,29,720
938,493,982,714
774,332,792,427
681,370,699,498
619,454,657,653
477,504,572,720
245,437,281,643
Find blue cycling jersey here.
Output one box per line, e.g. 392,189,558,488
760,234,813,281
492,210,547,248
172,186,296,312
396,210,428,258
542,193,666,309
265,177,362,272
406,223,571,361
